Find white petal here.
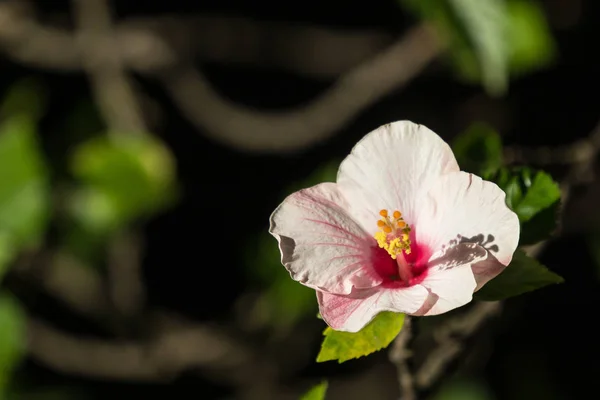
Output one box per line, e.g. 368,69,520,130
421,266,477,316
269,182,382,294
337,121,459,234
417,172,520,266
317,285,429,333
419,242,486,315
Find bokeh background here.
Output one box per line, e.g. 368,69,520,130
0,0,598,399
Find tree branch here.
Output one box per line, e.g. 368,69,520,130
26,315,276,386
0,2,443,153
389,317,415,400
158,24,442,153
71,0,147,134
413,302,502,390
0,2,393,77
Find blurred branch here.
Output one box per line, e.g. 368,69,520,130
27,315,276,386
504,139,594,167
15,251,110,320
107,231,146,318
71,0,148,320
505,118,600,187
71,0,147,134
389,317,415,400
413,302,502,390
0,1,392,77
0,1,442,152
562,119,600,186
159,24,441,152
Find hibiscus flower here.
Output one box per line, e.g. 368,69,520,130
269,121,519,332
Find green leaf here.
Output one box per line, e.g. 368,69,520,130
506,0,556,75
0,115,50,252
0,293,27,393
452,122,503,176
513,171,561,222
401,0,508,96
474,249,563,301
448,0,508,95
317,312,405,363
68,134,178,234
489,167,561,245
299,381,328,400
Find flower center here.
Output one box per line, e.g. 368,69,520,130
373,209,412,259
372,209,428,287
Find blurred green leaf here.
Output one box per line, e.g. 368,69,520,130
0,115,50,258
475,249,563,301
452,122,503,176
317,312,405,363
402,0,508,95
0,293,26,394
402,0,556,94
449,0,508,95
489,167,561,244
68,134,178,235
299,381,328,400
507,0,556,75
0,78,47,122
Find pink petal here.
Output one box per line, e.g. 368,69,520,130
337,121,459,234
269,182,382,294
417,242,487,315
417,172,520,269
317,285,429,333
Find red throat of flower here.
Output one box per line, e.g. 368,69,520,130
373,209,428,287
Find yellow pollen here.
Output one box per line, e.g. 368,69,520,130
374,209,412,259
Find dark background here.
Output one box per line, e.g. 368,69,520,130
0,0,598,399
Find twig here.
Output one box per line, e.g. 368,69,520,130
71,0,146,134
0,2,393,77
14,250,110,321
26,315,276,385
389,317,415,400
0,2,443,152
107,230,146,318
159,24,442,153
71,0,149,319
414,302,501,389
